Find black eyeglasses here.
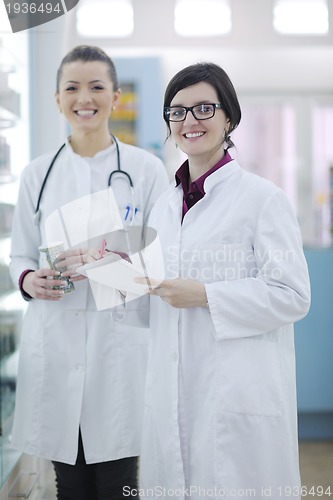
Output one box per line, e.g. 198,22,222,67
164,103,223,122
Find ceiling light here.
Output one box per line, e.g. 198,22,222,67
175,0,231,37
273,0,328,34
77,0,134,38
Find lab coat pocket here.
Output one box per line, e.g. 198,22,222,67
217,337,283,416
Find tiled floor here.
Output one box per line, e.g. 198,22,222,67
39,462,56,500
39,441,333,499
299,441,333,499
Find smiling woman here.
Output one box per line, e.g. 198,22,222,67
54,46,121,157
138,62,311,500
9,45,168,500
55,60,120,155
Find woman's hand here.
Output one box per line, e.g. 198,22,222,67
138,277,208,309
56,247,121,282
56,247,101,282
22,269,68,301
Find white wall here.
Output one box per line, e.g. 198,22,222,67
29,14,71,157
28,1,333,244
30,0,333,156
157,46,333,93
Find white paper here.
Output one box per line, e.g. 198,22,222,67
76,254,151,296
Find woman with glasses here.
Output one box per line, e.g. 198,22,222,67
138,63,310,499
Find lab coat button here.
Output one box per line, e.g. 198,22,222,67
74,311,85,317
75,364,84,372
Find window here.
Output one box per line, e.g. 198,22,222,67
233,94,333,247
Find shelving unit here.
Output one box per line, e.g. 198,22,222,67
0,34,58,500
109,82,137,145
0,35,32,498
112,57,164,158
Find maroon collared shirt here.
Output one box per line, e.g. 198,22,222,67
175,151,232,220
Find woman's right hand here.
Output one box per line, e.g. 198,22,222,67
55,247,101,282
22,269,68,300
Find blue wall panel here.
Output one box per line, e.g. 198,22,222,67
295,248,333,438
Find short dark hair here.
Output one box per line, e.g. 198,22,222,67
163,62,241,148
56,45,119,93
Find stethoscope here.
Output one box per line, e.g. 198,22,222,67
34,134,136,225
34,134,150,315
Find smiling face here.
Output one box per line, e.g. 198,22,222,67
169,81,230,167
55,60,120,137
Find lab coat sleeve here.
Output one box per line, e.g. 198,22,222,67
9,167,41,287
205,189,311,340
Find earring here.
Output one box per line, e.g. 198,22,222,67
224,133,233,149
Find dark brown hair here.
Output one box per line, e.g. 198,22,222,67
56,45,119,93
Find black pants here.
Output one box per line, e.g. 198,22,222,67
52,432,138,500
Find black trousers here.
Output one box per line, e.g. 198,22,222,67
52,432,138,500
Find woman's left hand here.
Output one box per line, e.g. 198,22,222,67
142,278,208,309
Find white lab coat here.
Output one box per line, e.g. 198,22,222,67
140,160,310,500
9,139,168,464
